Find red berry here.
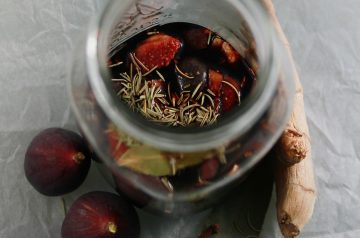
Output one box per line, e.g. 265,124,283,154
199,157,220,182
221,75,241,112
134,33,182,70
24,128,91,196
61,191,140,238
208,69,223,97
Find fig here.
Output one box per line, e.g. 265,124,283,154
61,191,140,238
133,33,182,70
24,128,91,196
174,56,208,94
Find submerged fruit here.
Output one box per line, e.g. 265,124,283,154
199,157,220,183
208,69,223,97
107,22,256,180
133,33,182,70
221,75,241,112
24,128,91,196
212,37,241,64
61,191,140,238
174,56,208,93
111,23,255,127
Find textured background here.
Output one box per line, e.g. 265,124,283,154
1,0,360,237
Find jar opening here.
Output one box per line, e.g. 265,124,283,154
87,0,279,152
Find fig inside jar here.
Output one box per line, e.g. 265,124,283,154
106,23,255,191
109,23,255,127
68,0,295,215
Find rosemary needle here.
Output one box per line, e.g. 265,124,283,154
108,61,123,68
222,80,241,105
175,64,194,79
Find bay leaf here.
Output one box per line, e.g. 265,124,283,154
117,146,215,176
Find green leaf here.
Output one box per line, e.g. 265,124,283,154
117,146,214,176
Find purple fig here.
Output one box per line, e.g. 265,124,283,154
61,191,140,238
24,128,91,196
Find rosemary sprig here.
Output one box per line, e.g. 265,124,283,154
207,31,213,45
204,93,215,107
132,53,149,71
109,61,123,68
129,54,140,71
222,80,241,105
111,78,127,82
169,157,177,175
191,82,203,99
207,88,216,97
142,66,158,76
160,177,174,192
175,64,194,79
113,62,220,126
147,31,160,35
156,70,165,81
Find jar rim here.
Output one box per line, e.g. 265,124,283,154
86,0,280,153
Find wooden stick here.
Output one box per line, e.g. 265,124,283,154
262,0,317,237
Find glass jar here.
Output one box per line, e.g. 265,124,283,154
67,0,295,215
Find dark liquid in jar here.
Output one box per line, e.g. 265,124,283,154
108,22,255,127
107,23,257,193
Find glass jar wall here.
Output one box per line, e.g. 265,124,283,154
67,0,295,215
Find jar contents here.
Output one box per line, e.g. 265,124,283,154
108,23,255,127
106,23,257,191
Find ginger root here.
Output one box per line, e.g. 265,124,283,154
263,0,311,166
262,0,317,237
275,157,316,238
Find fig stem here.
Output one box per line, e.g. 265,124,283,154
73,152,86,164
61,197,67,216
107,222,117,234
